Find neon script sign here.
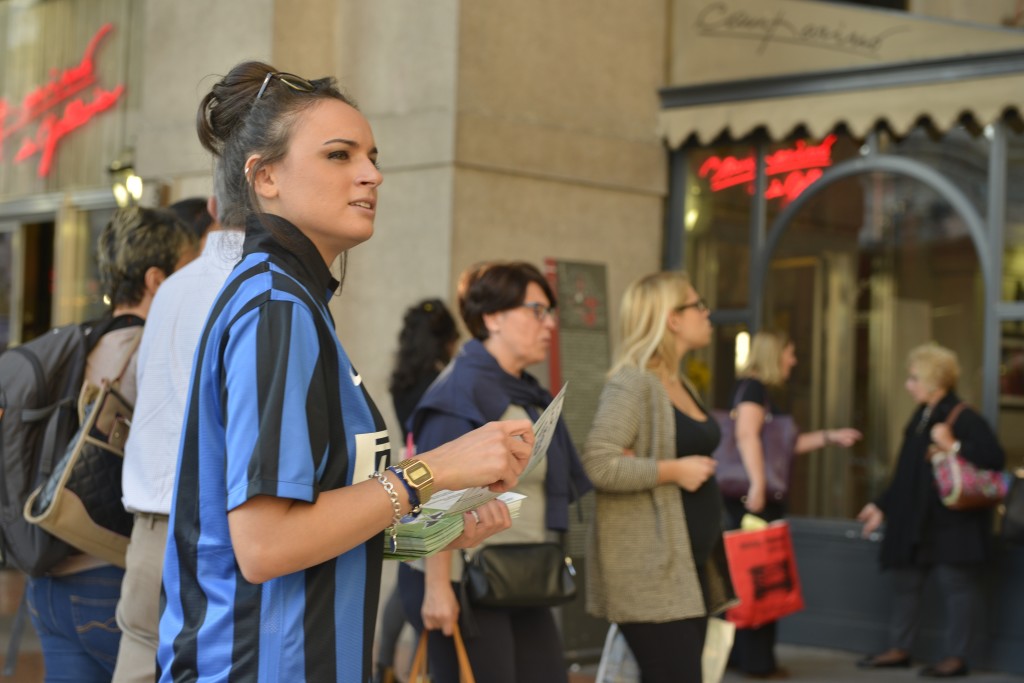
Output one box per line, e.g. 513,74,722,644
0,24,125,177
698,134,836,203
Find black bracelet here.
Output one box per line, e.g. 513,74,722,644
387,465,422,518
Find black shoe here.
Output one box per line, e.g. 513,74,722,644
919,658,969,678
744,666,790,680
857,651,912,669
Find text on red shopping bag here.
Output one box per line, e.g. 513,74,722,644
722,521,805,629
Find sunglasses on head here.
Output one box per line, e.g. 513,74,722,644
255,71,316,101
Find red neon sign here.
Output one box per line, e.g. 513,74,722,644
0,24,125,177
698,134,836,203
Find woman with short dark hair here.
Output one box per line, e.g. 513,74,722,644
399,260,591,683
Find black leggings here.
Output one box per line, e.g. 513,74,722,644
618,617,708,683
723,496,785,675
397,562,568,683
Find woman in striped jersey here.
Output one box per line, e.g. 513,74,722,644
156,61,531,683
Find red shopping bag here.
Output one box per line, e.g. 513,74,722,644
722,521,804,629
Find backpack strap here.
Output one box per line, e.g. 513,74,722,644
84,314,145,353
83,315,144,393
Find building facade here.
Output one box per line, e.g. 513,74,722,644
3,0,1024,672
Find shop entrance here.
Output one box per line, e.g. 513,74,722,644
761,164,987,519
0,191,117,352
0,220,54,351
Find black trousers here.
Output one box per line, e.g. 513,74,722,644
889,563,978,659
618,617,708,683
397,562,568,683
723,496,786,675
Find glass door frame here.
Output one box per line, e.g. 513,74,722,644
667,121,1009,426
0,221,24,348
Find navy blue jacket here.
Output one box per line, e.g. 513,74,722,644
409,339,592,531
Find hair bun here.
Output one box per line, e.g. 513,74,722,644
196,61,276,155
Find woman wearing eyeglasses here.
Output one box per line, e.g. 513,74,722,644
583,271,736,683
157,62,532,683
723,330,861,679
399,261,592,683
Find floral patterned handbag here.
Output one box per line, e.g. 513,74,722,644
927,403,1008,511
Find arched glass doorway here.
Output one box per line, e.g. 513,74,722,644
679,125,1009,520
761,166,985,518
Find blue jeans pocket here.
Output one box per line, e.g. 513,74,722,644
70,593,122,668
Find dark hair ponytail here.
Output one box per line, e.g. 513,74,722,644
196,61,357,229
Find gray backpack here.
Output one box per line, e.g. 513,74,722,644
0,315,138,575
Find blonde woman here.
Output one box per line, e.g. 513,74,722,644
583,271,735,683
856,344,1004,678
725,330,861,678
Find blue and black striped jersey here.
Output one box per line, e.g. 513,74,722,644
158,215,389,682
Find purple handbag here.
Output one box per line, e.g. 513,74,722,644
712,382,798,501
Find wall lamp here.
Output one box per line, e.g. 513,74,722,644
108,149,143,207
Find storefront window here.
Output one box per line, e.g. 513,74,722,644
690,322,749,411
1000,330,1024,470
882,125,989,217
684,126,995,519
78,207,116,322
1004,131,1024,304
684,144,753,310
768,169,983,517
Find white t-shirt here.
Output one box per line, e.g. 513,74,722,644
120,230,243,514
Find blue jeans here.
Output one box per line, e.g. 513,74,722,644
26,565,125,682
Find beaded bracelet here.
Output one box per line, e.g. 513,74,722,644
387,465,422,518
370,472,402,552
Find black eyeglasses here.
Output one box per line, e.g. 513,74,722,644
255,71,316,101
675,298,709,314
520,302,557,322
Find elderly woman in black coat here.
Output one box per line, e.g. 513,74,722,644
857,343,1005,678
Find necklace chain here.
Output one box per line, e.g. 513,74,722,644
916,404,934,434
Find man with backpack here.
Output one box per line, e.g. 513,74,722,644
16,206,198,681
111,191,243,683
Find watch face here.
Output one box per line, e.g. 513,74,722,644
406,462,433,487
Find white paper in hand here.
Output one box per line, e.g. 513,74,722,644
423,382,568,515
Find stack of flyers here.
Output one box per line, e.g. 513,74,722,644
382,383,567,561
384,492,525,561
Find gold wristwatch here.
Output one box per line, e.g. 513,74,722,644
395,458,436,506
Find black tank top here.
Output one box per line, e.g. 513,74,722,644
674,402,723,570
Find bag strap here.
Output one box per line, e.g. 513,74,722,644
452,623,477,683
730,378,774,423
924,403,967,462
408,624,476,683
84,314,144,352
944,402,967,430
729,379,749,410
409,630,428,681
111,330,143,385
84,315,144,387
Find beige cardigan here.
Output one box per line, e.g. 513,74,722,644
582,365,736,624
